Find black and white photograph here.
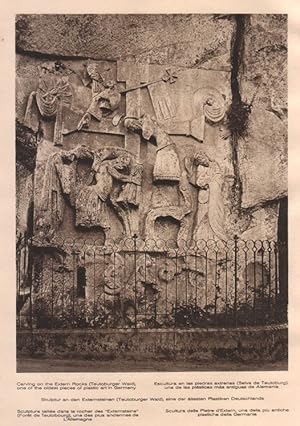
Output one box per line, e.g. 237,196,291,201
15,13,288,372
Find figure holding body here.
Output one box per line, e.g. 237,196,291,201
109,161,143,237
76,153,132,237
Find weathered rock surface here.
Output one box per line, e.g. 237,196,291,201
238,107,287,209
15,15,288,338
16,14,234,69
240,14,287,115
234,14,287,210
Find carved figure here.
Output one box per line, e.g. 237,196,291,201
39,146,142,239
77,63,121,130
24,72,72,145
39,151,77,234
125,114,181,182
124,114,193,243
185,151,228,241
110,162,143,237
190,87,226,143
144,170,193,243
76,152,132,236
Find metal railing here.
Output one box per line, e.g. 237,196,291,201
16,234,288,330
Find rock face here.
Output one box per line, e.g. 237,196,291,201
240,14,287,115
15,15,287,330
16,14,234,69
238,14,287,208
239,106,287,208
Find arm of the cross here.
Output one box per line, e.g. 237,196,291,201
62,108,126,137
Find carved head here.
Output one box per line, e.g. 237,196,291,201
193,87,226,123
131,162,143,177
194,151,210,167
103,79,115,89
86,63,102,81
112,154,131,171
36,76,72,118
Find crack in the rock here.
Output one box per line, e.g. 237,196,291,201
228,15,250,212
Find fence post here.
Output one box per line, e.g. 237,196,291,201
234,234,238,327
28,235,33,332
133,233,138,328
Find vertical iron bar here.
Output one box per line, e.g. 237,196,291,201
72,250,76,328
214,250,218,326
93,249,96,326
225,250,228,327
195,249,198,309
185,250,188,306
274,243,278,320
144,251,147,328
205,249,208,315
253,246,257,325
51,256,54,329
244,248,248,326
29,237,33,331
234,235,238,327
268,243,272,321
23,232,27,325
165,283,168,325
175,250,178,327
261,243,265,323
17,247,21,328
133,234,137,328
154,254,157,325
113,251,116,328
83,249,87,326
61,254,65,323
123,251,126,329
103,247,107,328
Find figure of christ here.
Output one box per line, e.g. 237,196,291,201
124,115,193,243
124,114,181,183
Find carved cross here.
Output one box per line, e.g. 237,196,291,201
117,61,150,158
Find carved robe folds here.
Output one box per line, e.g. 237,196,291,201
76,159,113,230
186,153,228,241
40,152,76,232
116,163,143,207
153,128,181,183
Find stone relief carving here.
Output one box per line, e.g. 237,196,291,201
144,172,193,243
37,150,77,238
28,61,235,246
38,146,143,240
125,114,193,243
110,161,143,237
77,63,122,131
185,151,228,241
190,87,226,143
75,63,178,134
24,65,72,145
125,114,181,182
